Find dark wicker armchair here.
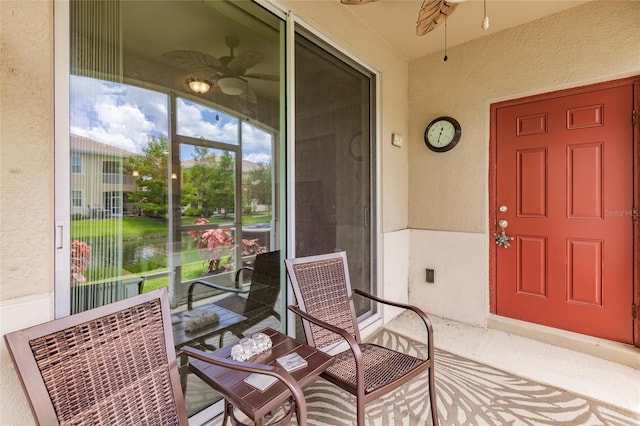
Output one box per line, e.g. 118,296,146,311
187,250,282,346
5,289,190,425
285,251,439,426
4,288,306,426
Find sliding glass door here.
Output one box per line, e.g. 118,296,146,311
62,0,377,420
66,0,285,416
294,30,376,318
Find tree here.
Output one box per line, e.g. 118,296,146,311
244,163,272,213
211,151,235,217
184,149,235,217
126,136,168,218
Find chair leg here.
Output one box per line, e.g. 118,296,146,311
429,368,439,426
179,352,188,393
222,399,231,426
357,398,365,426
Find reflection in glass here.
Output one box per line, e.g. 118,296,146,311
68,0,284,418
177,99,239,144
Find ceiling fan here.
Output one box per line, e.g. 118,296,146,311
340,0,461,36
163,36,278,103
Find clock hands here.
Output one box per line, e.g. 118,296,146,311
437,127,444,145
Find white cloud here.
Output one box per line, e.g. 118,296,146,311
69,75,274,162
244,152,272,164
70,75,167,154
241,122,273,165
176,99,238,145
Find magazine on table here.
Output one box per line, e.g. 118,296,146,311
276,352,308,372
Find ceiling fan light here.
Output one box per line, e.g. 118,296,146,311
187,78,211,94
218,77,245,96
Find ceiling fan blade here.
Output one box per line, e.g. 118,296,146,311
244,73,279,81
416,0,458,36
340,0,376,4
227,51,263,72
163,50,223,73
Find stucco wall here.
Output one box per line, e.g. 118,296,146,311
1,1,55,424
1,2,54,300
407,0,640,325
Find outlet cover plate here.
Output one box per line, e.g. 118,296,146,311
425,268,435,283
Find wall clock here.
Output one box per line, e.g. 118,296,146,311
424,116,461,152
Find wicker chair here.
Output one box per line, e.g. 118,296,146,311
4,288,306,426
187,250,281,347
285,251,439,426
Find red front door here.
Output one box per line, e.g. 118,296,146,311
494,83,634,343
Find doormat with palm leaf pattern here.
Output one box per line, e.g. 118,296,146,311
282,329,640,426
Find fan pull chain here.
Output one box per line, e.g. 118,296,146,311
482,0,490,30
443,16,448,62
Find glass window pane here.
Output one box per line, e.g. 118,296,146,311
71,155,82,174
177,145,238,284
69,74,170,313
177,99,239,145
68,0,285,419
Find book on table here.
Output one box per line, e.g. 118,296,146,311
243,352,309,391
276,352,308,372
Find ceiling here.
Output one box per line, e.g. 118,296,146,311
335,0,591,60
115,0,592,110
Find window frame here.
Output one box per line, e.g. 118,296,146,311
71,154,82,174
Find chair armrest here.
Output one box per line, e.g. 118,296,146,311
234,266,254,284
180,345,307,426
288,305,365,394
353,289,435,360
188,280,249,310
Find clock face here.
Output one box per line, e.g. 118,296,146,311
424,116,461,152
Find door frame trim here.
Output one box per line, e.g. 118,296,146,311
488,75,640,346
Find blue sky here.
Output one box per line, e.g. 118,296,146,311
70,75,273,164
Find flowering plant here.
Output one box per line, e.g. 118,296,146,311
190,218,267,274
70,240,90,284
189,218,233,274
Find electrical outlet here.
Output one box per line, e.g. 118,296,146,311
425,268,435,283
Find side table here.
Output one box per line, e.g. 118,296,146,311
186,327,334,426
171,303,247,392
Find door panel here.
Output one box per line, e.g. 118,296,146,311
495,84,634,343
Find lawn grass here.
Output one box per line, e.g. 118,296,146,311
72,214,269,294
139,261,207,293
72,217,167,240
72,215,272,240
